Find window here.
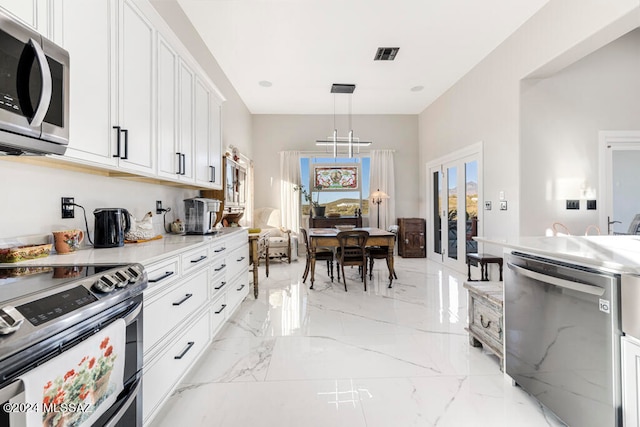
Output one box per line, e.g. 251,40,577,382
300,156,370,216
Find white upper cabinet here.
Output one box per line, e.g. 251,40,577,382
194,76,222,188
61,0,154,174
0,0,48,36
19,0,225,188
156,35,179,179
116,0,155,174
58,0,115,166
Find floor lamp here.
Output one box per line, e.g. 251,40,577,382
370,189,390,229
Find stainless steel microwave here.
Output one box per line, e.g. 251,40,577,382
0,11,69,155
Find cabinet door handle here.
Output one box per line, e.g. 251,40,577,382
236,284,245,291
181,154,186,175
113,126,122,158
190,255,207,264
214,247,226,253
121,128,128,159
214,304,227,314
173,293,193,306
214,264,226,272
209,165,215,183
236,256,245,262
214,281,227,290
149,271,174,283
176,152,182,175
174,341,195,359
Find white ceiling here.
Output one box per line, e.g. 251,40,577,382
177,0,550,115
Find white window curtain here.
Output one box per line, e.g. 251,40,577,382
280,151,301,232
369,150,396,230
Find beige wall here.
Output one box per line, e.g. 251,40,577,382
419,0,640,246
252,114,419,220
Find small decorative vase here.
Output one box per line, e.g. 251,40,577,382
311,206,326,218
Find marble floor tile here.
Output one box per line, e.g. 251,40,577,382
149,257,567,427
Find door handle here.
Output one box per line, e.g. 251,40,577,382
176,152,182,174
507,263,605,296
148,271,174,283
121,129,128,159
210,166,215,183
172,293,193,306
174,341,195,359
28,38,52,127
113,126,122,158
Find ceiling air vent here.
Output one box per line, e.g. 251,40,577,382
330,84,356,94
374,47,399,61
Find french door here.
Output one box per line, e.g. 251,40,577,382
600,132,640,234
427,145,482,272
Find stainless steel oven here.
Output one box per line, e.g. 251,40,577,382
505,251,622,427
0,264,147,426
0,9,69,155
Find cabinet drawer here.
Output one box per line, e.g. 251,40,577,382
469,297,503,345
211,238,229,257
227,274,250,312
181,245,210,275
210,292,227,336
144,268,208,354
143,310,210,423
227,243,249,280
144,256,180,293
210,268,228,300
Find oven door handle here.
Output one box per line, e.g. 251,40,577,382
103,377,141,427
122,301,143,325
0,379,24,405
507,262,605,296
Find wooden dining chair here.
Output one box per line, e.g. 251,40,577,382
300,228,334,283
367,227,398,280
335,230,369,292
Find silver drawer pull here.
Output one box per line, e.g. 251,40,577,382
236,284,245,291
173,293,193,306
214,281,227,290
149,271,174,283
236,256,245,262
214,247,226,253
174,341,195,360
214,264,226,272
191,255,207,263
214,304,227,314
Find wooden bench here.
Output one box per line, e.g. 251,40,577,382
466,253,503,281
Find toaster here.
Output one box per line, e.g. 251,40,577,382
183,198,221,235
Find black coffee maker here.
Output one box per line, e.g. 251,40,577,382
93,208,131,248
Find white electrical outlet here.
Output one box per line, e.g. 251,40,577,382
485,201,492,210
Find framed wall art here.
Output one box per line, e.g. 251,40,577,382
312,163,360,191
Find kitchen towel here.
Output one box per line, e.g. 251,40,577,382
18,318,126,427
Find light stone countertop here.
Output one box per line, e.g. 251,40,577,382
0,228,247,268
474,235,640,275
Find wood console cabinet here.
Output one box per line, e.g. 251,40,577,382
309,215,362,228
397,218,426,258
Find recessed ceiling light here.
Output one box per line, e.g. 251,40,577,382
410,85,424,92
258,80,272,88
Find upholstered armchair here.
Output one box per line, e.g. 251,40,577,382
253,207,297,263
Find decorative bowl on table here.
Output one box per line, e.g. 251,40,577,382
335,225,356,232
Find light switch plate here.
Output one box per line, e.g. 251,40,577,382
500,201,507,211
566,199,580,210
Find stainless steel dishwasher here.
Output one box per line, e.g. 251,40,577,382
505,251,622,427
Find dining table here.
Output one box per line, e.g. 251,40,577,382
307,227,396,289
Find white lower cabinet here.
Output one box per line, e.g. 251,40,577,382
142,231,249,426
623,335,640,427
143,309,210,423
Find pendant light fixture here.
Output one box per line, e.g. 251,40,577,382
315,83,371,158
